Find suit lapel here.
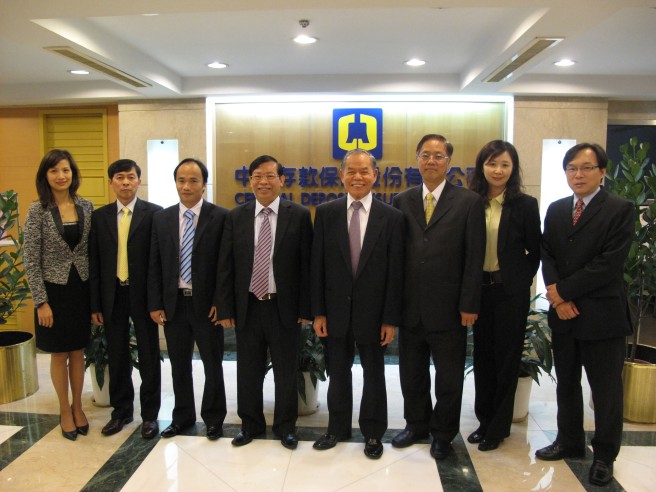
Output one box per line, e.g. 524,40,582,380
50,205,65,238
273,199,291,257
334,198,352,271
427,182,453,229
167,206,180,249
357,199,385,277
103,202,118,244
408,187,426,229
498,202,510,253
193,201,211,249
242,201,256,265
573,190,606,232
128,198,146,241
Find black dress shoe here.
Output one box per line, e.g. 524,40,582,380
206,425,222,441
391,429,430,448
72,408,89,436
478,438,503,451
141,420,159,439
430,439,453,460
364,438,383,459
281,433,298,450
467,429,485,444
313,433,338,450
535,442,585,461
589,460,613,486
160,422,194,439
101,417,134,436
232,430,255,446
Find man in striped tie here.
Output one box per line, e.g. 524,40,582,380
148,158,229,441
217,155,313,450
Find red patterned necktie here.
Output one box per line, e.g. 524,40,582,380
573,198,584,225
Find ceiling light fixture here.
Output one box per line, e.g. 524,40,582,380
405,58,426,67
554,59,576,67
68,69,90,75
294,19,317,44
207,61,227,69
483,37,564,83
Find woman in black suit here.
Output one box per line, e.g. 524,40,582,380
466,140,541,451
24,149,94,441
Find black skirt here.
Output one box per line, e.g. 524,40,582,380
35,266,90,353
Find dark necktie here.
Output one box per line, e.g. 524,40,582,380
349,201,362,275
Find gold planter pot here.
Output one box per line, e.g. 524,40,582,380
0,331,39,404
623,359,656,424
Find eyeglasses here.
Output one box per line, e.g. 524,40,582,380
565,165,599,175
250,174,280,182
417,153,449,163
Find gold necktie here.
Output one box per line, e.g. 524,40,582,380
425,192,435,223
117,207,131,281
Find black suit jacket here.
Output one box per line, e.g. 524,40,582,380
392,182,486,330
148,200,228,319
311,196,404,344
495,194,542,294
89,198,163,321
216,199,313,329
541,188,634,340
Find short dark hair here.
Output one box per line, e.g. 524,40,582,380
174,158,208,183
416,134,454,157
248,155,283,176
35,149,81,208
562,143,608,171
108,159,141,179
468,140,524,203
341,149,377,170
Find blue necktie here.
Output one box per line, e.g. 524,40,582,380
180,210,195,283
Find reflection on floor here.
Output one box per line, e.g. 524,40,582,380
1,354,654,491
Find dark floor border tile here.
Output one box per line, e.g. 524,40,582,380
0,412,59,471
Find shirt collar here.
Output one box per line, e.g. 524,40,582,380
255,196,280,216
179,199,203,217
423,180,446,200
574,186,601,209
347,192,373,213
116,197,137,214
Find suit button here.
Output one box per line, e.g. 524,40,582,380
423,238,428,242
347,296,351,301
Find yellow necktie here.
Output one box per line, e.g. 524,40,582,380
425,192,435,223
117,207,131,281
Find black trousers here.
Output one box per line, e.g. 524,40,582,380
325,330,387,440
106,283,161,421
163,292,226,427
236,295,298,436
398,322,467,442
472,283,529,440
552,331,625,463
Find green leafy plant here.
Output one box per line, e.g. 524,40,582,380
297,322,327,404
605,137,656,362
0,190,31,325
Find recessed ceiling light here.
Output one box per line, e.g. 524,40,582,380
405,58,426,67
293,34,317,45
68,69,89,75
142,13,159,16
554,59,576,67
207,62,227,69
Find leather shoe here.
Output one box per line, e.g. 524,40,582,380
535,442,585,461
206,425,222,441
364,438,383,459
281,433,298,450
101,417,134,436
391,429,429,448
160,422,194,438
430,439,452,460
467,429,485,444
313,433,338,450
232,430,255,446
141,420,159,439
589,460,613,486
478,438,503,451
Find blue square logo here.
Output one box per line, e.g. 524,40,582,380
332,108,383,159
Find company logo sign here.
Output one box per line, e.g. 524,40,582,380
332,108,383,159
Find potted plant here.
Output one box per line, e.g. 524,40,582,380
297,322,327,415
605,136,656,423
0,190,38,404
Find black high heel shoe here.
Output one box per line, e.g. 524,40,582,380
72,406,89,436
60,417,78,441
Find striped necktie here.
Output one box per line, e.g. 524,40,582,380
180,210,195,283
251,208,272,299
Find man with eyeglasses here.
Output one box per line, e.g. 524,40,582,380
391,134,486,459
537,143,633,487
217,155,313,450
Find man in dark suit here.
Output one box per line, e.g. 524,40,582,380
217,155,313,450
537,143,633,487
311,149,404,459
90,159,163,438
392,134,486,459
148,158,228,441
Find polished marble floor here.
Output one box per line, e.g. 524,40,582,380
1,353,654,491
